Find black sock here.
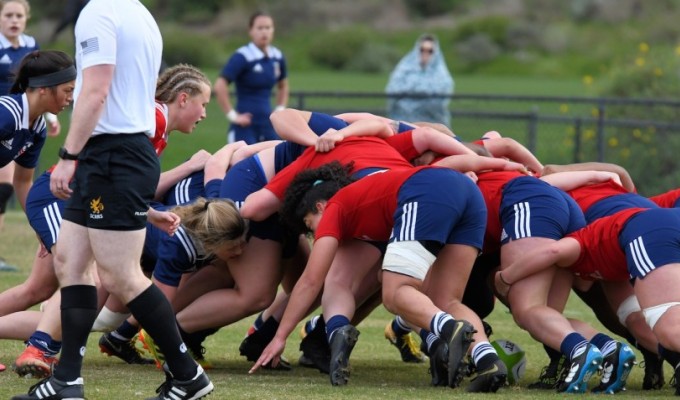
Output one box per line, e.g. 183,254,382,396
127,285,195,380
659,344,680,368
544,343,562,363
54,285,98,382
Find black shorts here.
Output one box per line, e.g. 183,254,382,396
64,133,159,230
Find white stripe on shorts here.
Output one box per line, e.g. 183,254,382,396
398,201,418,241
629,236,655,276
43,202,62,245
513,201,531,239
175,226,197,263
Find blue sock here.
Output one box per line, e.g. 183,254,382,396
111,320,138,341
560,332,588,362
590,333,617,357
252,312,265,331
325,315,351,343
28,331,56,355
391,316,411,336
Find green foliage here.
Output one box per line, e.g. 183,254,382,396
345,42,403,74
308,27,371,70
452,16,512,48
403,0,467,17
595,45,680,194
160,25,227,67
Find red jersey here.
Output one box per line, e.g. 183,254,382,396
150,101,169,156
475,170,526,253
265,135,416,200
568,208,646,281
649,188,680,208
567,180,628,213
315,167,424,242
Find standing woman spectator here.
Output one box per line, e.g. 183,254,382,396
386,34,454,127
214,11,288,144
0,49,76,372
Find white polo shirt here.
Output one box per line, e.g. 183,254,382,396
73,0,162,137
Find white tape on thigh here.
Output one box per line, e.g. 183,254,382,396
642,302,680,330
382,241,436,281
616,295,641,326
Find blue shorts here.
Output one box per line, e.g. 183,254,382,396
390,168,486,250
25,172,64,252
500,176,585,244
585,193,659,223
163,170,205,206
620,208,680,279
221,155,296,256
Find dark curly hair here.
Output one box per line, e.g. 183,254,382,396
281,161,355,234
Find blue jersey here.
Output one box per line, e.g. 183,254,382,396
221,42,287,121
162,170,205,206
0,34,39,95
143,204,209,287
0,93,47,168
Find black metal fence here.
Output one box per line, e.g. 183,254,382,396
289,91,680,195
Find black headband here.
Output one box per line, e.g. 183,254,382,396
28,66,77,88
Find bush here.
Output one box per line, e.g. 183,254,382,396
595,45,680,194
345,42,402,73
403,0,467,17
452,16,512,48
308,28,371,70
455,33,501,70
161,25,226,67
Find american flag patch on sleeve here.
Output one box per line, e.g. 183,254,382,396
80,37,99,55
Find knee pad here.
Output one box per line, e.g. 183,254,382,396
642,302,680,330
616,295,641,326
382,240,436,281
0,183,13,214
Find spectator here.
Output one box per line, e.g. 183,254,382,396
213,11,289,144
386,34,454,127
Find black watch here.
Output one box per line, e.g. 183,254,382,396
58,147,79,161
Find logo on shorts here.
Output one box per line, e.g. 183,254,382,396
500,228,508,241
134,211,148,217
89,196,104,219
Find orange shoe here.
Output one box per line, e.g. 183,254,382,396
13,345,58,378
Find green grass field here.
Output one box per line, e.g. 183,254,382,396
0,210,677,399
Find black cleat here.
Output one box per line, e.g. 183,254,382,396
446,320,476,388
466,358,508,393
591,342,636,394
11,376,84,400
99,333,155,365
640,347,664,390
329,325,360,386
428,339,449,386
528,354,566,389
299,320,331,374
146,364,213,400
239,332,291,371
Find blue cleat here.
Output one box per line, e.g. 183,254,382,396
557,344,603,393
592,342,636,394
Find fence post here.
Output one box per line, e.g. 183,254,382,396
527,106,538,153
573,117,582,163
596,99,606,162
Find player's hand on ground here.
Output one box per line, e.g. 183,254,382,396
249,336,286,374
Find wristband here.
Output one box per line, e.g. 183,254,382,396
44,112,58,124
227,109,238,122
499,271,511,286
274,105,285,112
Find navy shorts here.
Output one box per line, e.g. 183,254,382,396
221,155,296,257
64,133,160,230
620,208,680,279
26,171,64,252
390,168,487,250
585,193,658,223
500,176,585,244
163,170,205,206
